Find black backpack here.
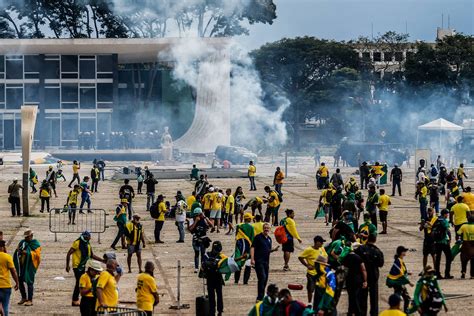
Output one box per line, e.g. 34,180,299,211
421,280,443,312
150,202,160,219
431,219,447,242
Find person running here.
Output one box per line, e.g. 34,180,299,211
0,240,19,316
378,189,391,234
264,186,281,226
96,259,122,312
355,234,384,316
457,163,468,191
248,161,257,191
419,208,438,272
154,195,167,244
317,162,329,189
415,181,429,221
248,284,279,316
7,179,22,217
243,196,263,218
273,167,285,197
280,209,302,271
457,216,474,278
433,209,453,279
188,208,212,273
79,176,92,213
126,214,146,273
386,246,414,313
390,164,403,196
144,174,158,211
250,223,279,301
450,196,470,238
234,213,255,285
379,294,406,316
119,179,135,220
224,189,235,235
66,185,81,225
68,160,81,188
90,164,100,193
45,165,58,198
66,231,104,306
409,265,447,315
79,259,103,316
39,180,52,213
136,261,160,316
298,235,328,305
111,199,128,250
14,230,41,307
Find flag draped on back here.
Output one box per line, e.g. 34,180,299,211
14,239,41,284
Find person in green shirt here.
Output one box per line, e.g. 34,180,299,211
433,209,453,279
190,164,200,181
111,199,128,250
248,284,279,316
358,213,377,245
409,265,447,315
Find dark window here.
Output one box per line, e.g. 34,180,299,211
80,87,96,109
6,88,23,109
61,55,78,72
97,55,113,72
80,118,96,133
395,52,404,62
62,113,78,140
62,102,78,109
25,73,39,79
61,83,78,102
362,52,370,60
384,52,393,62
61,73,78,79
97,73,113,79
373,52,382,62
0,84,4,102
44,60,60,79
97,83,113,102
6,60,23,79
44,88,60,109
0,55,4,72
80,60,96,79
24,55,41,72
24,83,39,103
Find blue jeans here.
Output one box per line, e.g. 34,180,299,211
19,274,34,301
147,193,155,211
0,288,12,316
192,239,206,269
80,195,91,211
177,221,185,241
255,261,269,301
111,222,126,248
419,199,428,220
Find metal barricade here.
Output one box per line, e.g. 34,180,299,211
96,306,147,315
49,208,108,243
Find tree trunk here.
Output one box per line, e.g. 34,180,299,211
91,5,100,38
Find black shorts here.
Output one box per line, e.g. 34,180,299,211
265,205,280,217
227,213,233,224
306,273,318,293
282,238,294,253
423,239,436,256
379,210,388,222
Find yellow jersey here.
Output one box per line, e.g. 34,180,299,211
462,192,474,211
372,165,384,175
68,190,79,205
225,195,235,214
186,195,196,209
298,246,328,276
0,252,14,288
157,202,167,221
95,271,118,310
203,193,213,210
274,171,285,184
136,272,158,312
457,223,474,241
318,166,328,177
79,273,95,298
248,165,256,177
211,192,223,210
379,310,407,316
451,202,470,226
70,239,92,269
73,164,80,174
253,222,264,235
268,191,280,208
378,194,391,211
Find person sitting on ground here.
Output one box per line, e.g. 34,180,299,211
190,164,200,181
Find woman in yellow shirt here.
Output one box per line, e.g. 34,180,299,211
136,261,160,315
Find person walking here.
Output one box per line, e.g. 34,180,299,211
175,200,187,242
7,179,22,217
66,185,81,225
355,234,384,316
68,160,81,188
457,163,468,191
66,231,104,306
273,167,285,197
29,168,38,193
234,213,255,285
456,216,474,278
39,180,52,213
419,208,438,272
136,261,160,315
154,195,167,243
144,174,158,211
0,240,19,316
450,196,470,238
194,175,208,199
136,169,144,194
366,185,380,227
390,164,403,196
119,179,135,220
360,162,370,190
248,161,257,191
378,189,391,234
209,189,224,233
250,223,279,301
190,164,200,181
433,209,453,279
111,199,128,250
342,247,368,316
224,189,235,235
45,165,58,198
126,215,146,273
386,246,414,313
415,181,429,221
330,168,343,189
90,164,100,193
188,208,212,273
317,162,329,189
79,259,103,316
14,230,41,307
280,209,302,271
429,181,440,214
79,176,93,213
96,259,122,312
409,266,447,315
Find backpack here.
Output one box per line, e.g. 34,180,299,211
274,225,288,244
421,280,443,312
431,219,447,242
121,187,131,200
431,167,438,177
272,190,283,203
149,202,160,219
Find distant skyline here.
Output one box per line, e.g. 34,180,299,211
236,0,473,49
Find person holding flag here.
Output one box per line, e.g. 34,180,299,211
234,213,255,284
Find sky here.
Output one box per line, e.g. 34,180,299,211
236,0,473,49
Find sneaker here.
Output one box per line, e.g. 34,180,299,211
18,299,27,305
461,273,465,279
155,240,164,244
176,240,184,243
445,275,454,279
194,269,199,273
23,301,33,306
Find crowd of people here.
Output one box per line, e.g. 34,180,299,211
2,153,474,316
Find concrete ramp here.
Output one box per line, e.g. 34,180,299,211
174,50,231,153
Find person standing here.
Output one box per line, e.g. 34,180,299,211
317,162,329,189
66,231,103,306
79,260,103,316
39,180,52,213
126,215,146,273
415,182,428,221
450,196,470,238
297,235,328,305
462,186,474,212
378,189,391,234
342,247,368,316
119,179,135,220
224,189,235,235
68,160,81,188
136,261,160,316
355,234,384,316
66,185,81,225
390,164,403,196
280,209,302,272
45,165,58,198
379,294,407,316
90,164,100,193
136,169,144,195
144,174,158,211
111,199,128,250
210,189,224,233
433,209,453,279
14,230,41,307
264,186,281,226
97,160,106,181
436,155,443,171
248,161,257,191
79,176,92,213
386,246,414,313
0,240,19,316
194,175,208,199
313,255,337,315
96,259,122,312
29,168,38,193
250,223,279,301
202,241,226,316
330,168,343,189
7,179,22,217
429,181,440,214
273,167,285,197
366,185,380,227
188,208,212,273
456,216,474,278
154,195,167,244
234,213,255,285
175,200,187,243
314,148,321,166
419,208,437,272
360,162,370,190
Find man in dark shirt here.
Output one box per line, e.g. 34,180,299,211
360,162,370,189
119,179,135,220
343,249,367,316
144,174,158,211
251,222,279,301
420,207,436,272
194,175,208,199
355,234,384,316
390,164,403,196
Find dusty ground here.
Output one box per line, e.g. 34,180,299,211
0,156,473,315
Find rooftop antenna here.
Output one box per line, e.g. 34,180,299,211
371,22,374,40
441,14,444,28
405,21,408,34
448,15,450,28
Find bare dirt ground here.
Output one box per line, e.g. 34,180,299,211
0,156,473,315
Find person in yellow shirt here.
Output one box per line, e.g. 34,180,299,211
248,161,257,191
96,259,122,312
371,162,384,189
379,293,407,316
186,192,196,212
154,195,167,244
126,215,146,273
79,259,103,315
264,186,281,226
273,167,285,196
280,209,302,271
462,186,474,211
225,189,235,235
0,240,19,316
378,189,392,234
68,160,81,188
457,163,468,191
450,196,470,236
210,189,224,232
243,196,263,218
456,216,474,279
136,261,160,315
318,186,335,226
316,162,329,189
202,187,214,218
66,184,81,225
297,235,327,304
252,214,264,236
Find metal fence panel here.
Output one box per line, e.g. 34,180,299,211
49,208,108,242
96,306,147,315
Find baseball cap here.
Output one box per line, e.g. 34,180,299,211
243,213,254,220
